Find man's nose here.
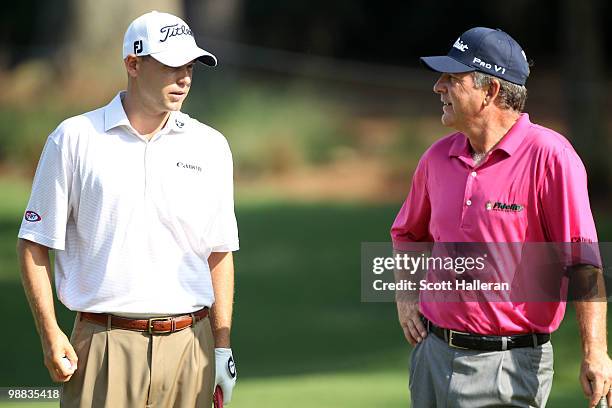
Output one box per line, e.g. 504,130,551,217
433,75,445,94
178,72,191,87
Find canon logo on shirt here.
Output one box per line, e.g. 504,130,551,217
177,162,202,173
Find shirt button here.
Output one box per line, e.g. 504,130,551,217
466,200,472,206
471,171,477,177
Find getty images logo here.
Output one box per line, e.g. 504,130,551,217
453,38,469,52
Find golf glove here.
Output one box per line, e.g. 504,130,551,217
215,348,237,404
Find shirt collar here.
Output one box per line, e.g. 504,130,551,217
103,92,131,132
493,113,530,156
448,133,470,158
448,113,531,158
103,91,189,134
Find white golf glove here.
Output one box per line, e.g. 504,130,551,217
215,348,237,404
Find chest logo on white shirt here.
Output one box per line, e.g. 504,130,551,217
177,162,202,173
486,201,524,212
24,210,42,222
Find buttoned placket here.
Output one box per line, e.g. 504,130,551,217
125,125,170,223
454,156,487,230
145,129,172,211
462,165,475,229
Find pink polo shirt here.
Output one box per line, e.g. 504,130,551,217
391,113,598,334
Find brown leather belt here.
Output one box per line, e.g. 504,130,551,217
80,307,209,334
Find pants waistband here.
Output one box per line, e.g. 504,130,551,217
80,307,209,334
423,317,550,351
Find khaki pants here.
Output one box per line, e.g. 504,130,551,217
61,313,215,408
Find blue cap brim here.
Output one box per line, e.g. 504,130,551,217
420,56,474,74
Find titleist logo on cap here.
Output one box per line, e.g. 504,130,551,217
160,24,193,42
453,38,469,52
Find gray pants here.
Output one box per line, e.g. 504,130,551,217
409,334,554,408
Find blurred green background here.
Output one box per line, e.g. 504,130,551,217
1,180,610,407
1,0,611,407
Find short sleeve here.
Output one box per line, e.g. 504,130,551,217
539,147,597,243
391,157,433,249
205,137,239,252
18,131,72,250
539,147,600,267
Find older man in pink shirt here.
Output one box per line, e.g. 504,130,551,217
392,27,611,407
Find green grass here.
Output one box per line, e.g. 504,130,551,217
0,177,608,407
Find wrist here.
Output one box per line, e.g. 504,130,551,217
583,345,608,358
213,327,231,348
39,321,61,340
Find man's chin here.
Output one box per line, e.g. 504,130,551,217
440,115,454,128
165,102,184,112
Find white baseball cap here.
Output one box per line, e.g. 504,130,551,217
123,10,217,67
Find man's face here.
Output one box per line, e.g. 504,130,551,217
433,72,487,131
135,57,195,114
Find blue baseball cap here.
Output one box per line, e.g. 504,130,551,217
420,27,529,86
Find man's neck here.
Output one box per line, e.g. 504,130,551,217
464,110,521,154
121,91,170,141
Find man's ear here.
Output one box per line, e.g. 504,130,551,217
124,55,141,78
485,78,501,105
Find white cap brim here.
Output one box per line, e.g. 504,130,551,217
151,46,217,67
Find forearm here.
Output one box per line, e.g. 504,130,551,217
17,239,60,340
208,251,234,348
393,249,427,303
18,239,77,382
575,300,608,355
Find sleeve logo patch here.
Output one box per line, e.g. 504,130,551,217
24,211,42,222
571,236,593,243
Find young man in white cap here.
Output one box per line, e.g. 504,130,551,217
392,27,612,407
17,11,238,407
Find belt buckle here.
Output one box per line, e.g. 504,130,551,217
448,329,470,349
148,317,172,334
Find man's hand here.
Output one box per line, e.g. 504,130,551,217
215,348,237,404
579,350,612,407
575,293,611,408
396,301,427,346
42,325,77,382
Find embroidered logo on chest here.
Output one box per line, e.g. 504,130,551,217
486,201,524,213
176,161,202,173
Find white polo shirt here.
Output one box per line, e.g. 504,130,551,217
18,92,239,314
